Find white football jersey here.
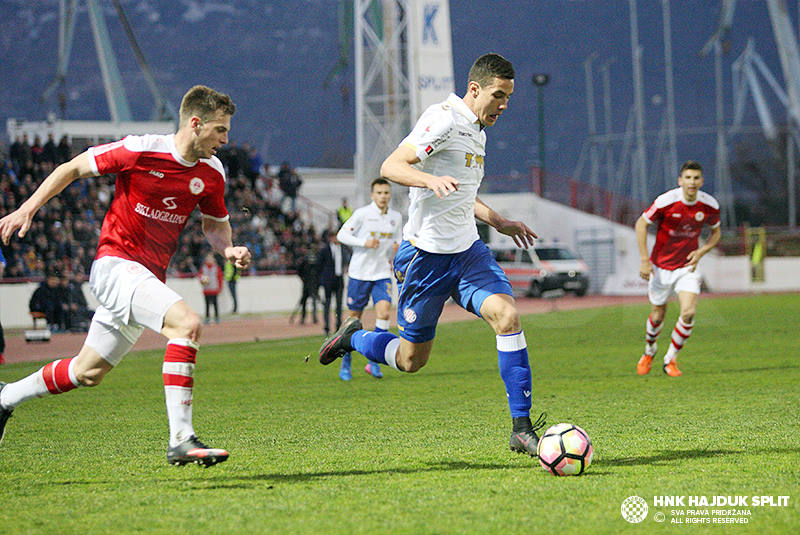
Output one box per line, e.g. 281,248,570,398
400,93,486,254
337,201,403,281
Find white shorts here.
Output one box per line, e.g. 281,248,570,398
648,265,701,306
86,257,182,366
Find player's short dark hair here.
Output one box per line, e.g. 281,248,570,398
371,177,391,190
179,85,236,126
679,160,703,174
468,53,515,88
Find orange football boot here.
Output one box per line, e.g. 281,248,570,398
637,354,653,375
663,360,683,377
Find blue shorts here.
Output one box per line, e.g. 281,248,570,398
347,277,393,311
393,240,512,343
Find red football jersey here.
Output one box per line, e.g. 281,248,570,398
88,134,229,281
642,188,720,270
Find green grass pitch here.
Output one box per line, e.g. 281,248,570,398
0,293,798,534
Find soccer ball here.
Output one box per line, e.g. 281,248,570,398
537,423,594,476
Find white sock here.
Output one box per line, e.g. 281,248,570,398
374,318,390,332
1,357,80,409
383,338,401,371
1,373,48,409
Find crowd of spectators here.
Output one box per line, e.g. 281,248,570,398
0,134,334,285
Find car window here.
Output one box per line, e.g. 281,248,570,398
493,249,517,263
520,249,535,264
536,247,577,261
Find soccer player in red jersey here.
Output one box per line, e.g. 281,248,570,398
0,86,251,466
635,161,721,377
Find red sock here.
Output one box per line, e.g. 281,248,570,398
163,341,197,388
42,358,79,394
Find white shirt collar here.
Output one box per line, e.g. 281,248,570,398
446,93,479,125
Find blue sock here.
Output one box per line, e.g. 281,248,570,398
350,330,397,365
497,332,532,418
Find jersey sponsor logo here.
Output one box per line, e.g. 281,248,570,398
403,307,417,323
370,231,395,239
458,130,473,139
695,212,705,222
135,202,188,225
668,225,699,239
149,170,164,178
162,197,178,210
464,153,484,169
425,145,434,155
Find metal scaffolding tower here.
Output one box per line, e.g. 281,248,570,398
660,0,679,187
628,0,649,205
42,0,176,123
700,0,737,228
766,0,800,227
354,0,413,207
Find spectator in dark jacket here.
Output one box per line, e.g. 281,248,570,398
29,273,66,332
317,230,349,335
278,162,302,213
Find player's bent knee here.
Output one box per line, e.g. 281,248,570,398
396,351,429,373
399,360,425,373
75,368,107,387
174,311,204,340
493,309,521,335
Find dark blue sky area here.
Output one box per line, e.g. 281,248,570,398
0,0,790,199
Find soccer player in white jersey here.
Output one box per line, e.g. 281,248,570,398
636,160,721,377
0,86,251,467
319,53,548,455
335,178,403,380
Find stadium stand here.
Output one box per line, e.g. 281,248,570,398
0,137,328,284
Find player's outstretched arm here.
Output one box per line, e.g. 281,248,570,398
0,152,94,245
474,197,537,248
380,145,459,199
635,215,653,279
201,217,251,270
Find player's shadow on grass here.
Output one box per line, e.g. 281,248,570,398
229,459,531,485
601,448,733,467
601,446,800,468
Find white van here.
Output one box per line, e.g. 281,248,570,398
490,243,590,298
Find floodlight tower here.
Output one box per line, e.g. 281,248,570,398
583,54,600,188
41,0,176,123
700,0,737,228
628,0,649,205
661,0,679,184
600,58,617,188
353,0,454,207
354,0,413,206
765,0,800,227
